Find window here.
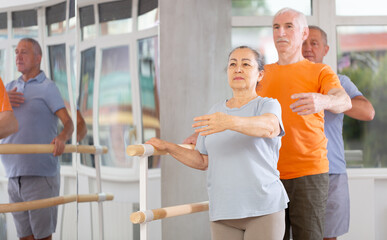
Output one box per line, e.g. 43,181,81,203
79,47,96,167
98,0,132,35
336,0,387,16
231,0,311,16
98,46,134,167
337,26,387,167
138,36,160,167
12,9,38,38
46,2,66,36
69,0,76,32
79,5,96,40
232,27,276,64
138,0,158,30
0,12,7,39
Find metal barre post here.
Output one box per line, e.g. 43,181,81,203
130,201,209,224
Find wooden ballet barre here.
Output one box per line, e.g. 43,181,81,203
0,144,108,155
130,201,209,224
0,193,114,213
126,144,195,156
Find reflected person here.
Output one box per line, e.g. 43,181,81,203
1,38,74,240
147,46,288,240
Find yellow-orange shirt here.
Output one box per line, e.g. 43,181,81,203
258,59,342,179
0,77,12,112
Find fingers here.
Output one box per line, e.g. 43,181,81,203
291,92,312,99
7,90,25,107
193,115,210,122
51,138,65,156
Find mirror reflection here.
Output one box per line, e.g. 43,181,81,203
1,0,161,238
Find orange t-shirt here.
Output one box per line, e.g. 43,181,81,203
0,77,12,112
258,59,342,179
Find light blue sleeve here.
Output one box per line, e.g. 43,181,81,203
258,98,285,137
338,74,362,99
45,81,66,114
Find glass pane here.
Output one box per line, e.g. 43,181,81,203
100,19,132,35
0,12,6,39
99,0,132,35
0,29,7,39
47,22,66,36
46,2,66,36
138,8,158,31
99,46,134,168
79,5,96,40
0,50,5,79
337,25,387,168
232,27,277,64
138,37,160,168
79,47,96,167
336,0,387,16
231,0,311,16
12,26,39,39
48,44,73,165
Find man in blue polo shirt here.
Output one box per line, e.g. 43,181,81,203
302,26,375,240
1,38,74,240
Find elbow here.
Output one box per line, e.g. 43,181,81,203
365,108,375,121
198,165,208,171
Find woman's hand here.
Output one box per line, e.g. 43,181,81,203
192,112,233,136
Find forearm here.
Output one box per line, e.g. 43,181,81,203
164,142,208,170
326,88,352,114
77,120,87,141
58,121,74,142
228,114,280,138
0,111,18,138
344,96,375,121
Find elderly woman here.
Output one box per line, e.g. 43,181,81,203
146,46,288,240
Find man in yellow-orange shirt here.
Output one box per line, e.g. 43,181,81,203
258,8,352,240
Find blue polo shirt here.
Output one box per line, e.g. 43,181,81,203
324,74,362,174
1,71,65,177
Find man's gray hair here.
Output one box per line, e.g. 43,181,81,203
20,38,42,56
308,25,328,46
273,7,308,32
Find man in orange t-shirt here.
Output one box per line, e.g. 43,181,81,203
0,77,18,138
258,8,352,240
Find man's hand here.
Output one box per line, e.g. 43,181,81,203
7,87,24,107
192,112,232,136
290,92,328,115
51,136,66,156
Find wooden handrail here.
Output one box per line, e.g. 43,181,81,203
0,193,114,213
130,201,209,224
0,144,108,154
126,144,195,156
